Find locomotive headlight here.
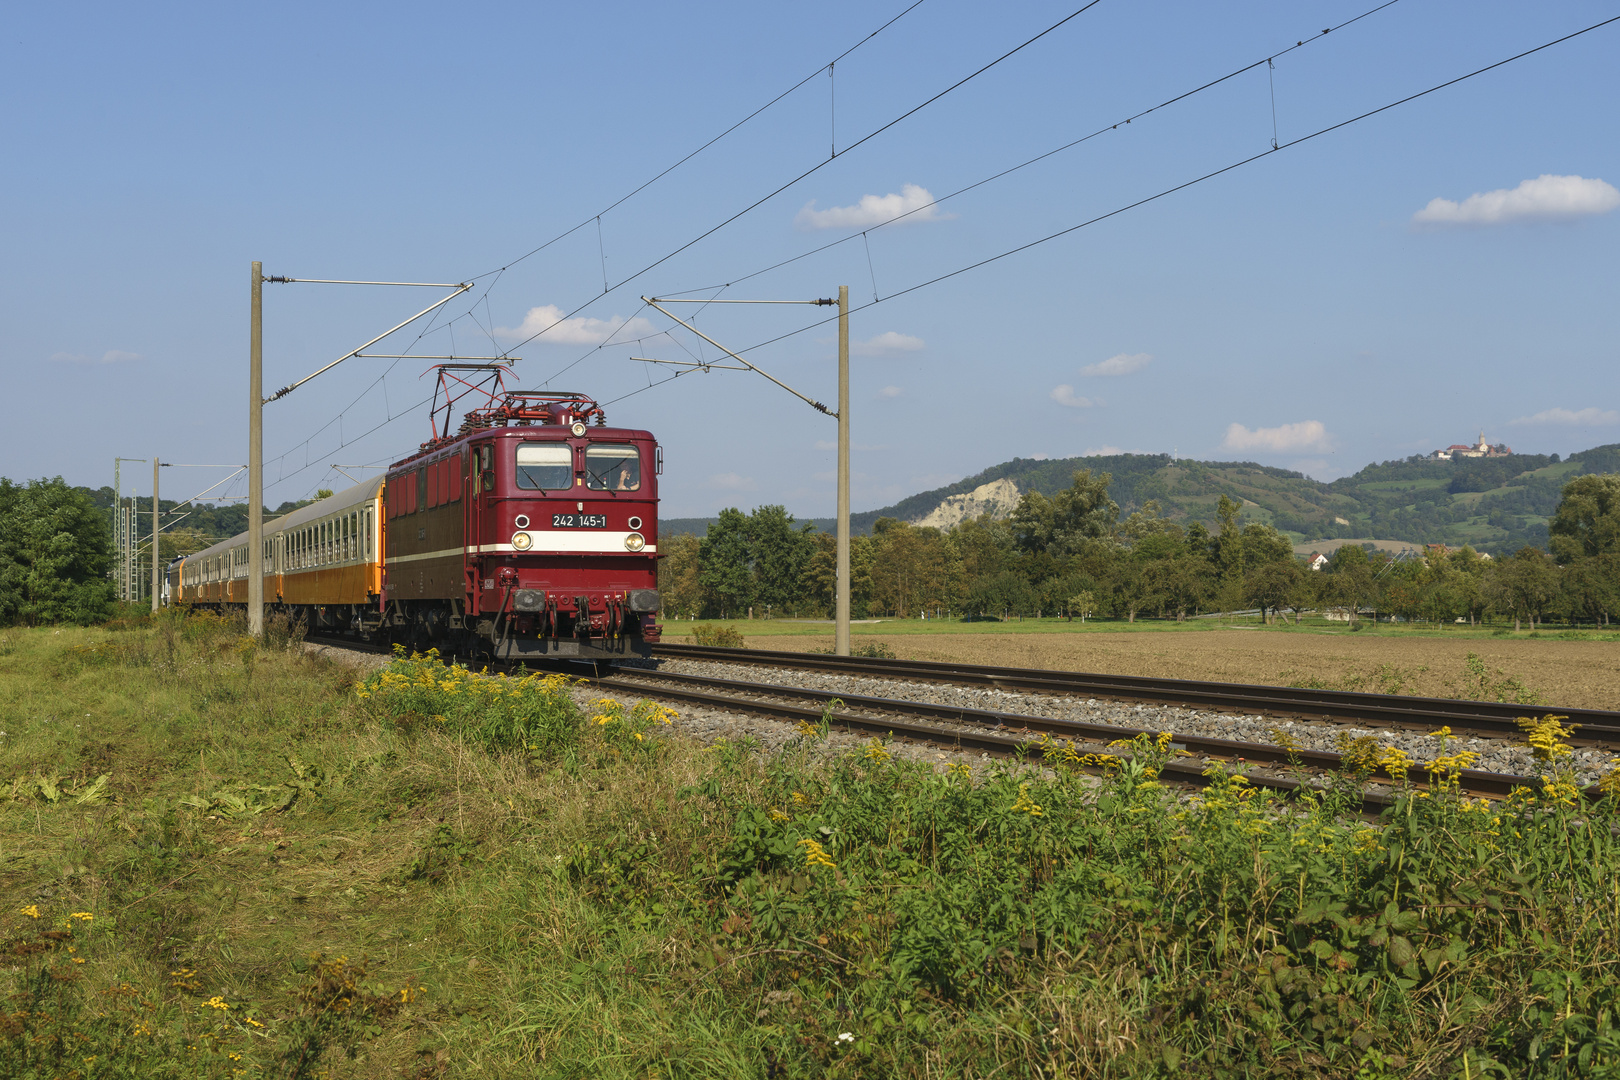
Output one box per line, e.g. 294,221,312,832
570,421,587,436
623,532,645,552
511,531,533,551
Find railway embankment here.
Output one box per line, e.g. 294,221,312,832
4,615,1620,1077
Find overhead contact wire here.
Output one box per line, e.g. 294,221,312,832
469,0,933,282
498,0,1109,357
661,0,1409,297
711,13,1620,360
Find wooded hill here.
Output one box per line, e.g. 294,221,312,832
662,443,1620,556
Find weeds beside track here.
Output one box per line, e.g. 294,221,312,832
9,618,1619,1077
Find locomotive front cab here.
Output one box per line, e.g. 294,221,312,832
465,393,662,660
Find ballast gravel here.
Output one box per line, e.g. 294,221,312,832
303,641,1615,786
623,657,1618,786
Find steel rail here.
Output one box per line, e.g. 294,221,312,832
592,673,1383,807
649,644,1620,747
599,670,1560,803
298,633,1601,806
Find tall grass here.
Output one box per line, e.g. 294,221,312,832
2,618,1618,1077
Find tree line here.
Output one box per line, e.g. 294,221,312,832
658,470,1620,628
0,476,334,627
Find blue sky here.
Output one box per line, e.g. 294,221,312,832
3,1,1617,519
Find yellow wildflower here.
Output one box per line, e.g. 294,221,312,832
1540,780,1582,808
797,838,836,869
1599,768,1620,799
862,739,891,764
768,809,791,824
19,905,40,919
1010,783,1045,817
1517,715,1578,765
70,912,93,922
1377,746,1413,783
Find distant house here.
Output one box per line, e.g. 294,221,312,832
1303,552,1329,571
1432,431,1513,461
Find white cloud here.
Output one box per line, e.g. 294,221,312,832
1412,174,1620,227
495,304,656,345
1510,406,1620,426
1082,445,1126,457
1080,352,1151,377
794,183,950,230
50,349,143,365
1049,385,1094,408
878,385,903,398
851,331,924,356
707,472,757,491
1221,420,1331,453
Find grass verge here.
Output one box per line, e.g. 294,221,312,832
3,616,1619,1077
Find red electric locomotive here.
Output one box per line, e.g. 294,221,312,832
380,376,663,660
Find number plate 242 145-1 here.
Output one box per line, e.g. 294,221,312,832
552,514,607,528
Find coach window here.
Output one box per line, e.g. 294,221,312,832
514,443,573,490
584,444,641,491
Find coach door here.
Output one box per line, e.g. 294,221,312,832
467,444,492,613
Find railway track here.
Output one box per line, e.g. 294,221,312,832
649,643,1620,748
305,634,1607,808
597,667,1598,810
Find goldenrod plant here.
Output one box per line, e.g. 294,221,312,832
2,615,1618,1077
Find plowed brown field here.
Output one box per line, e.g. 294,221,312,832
742,630,1620,711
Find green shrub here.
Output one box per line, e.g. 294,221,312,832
691,624,746,648
812,640,897,658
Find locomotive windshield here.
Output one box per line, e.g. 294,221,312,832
585,444,641,491
515,443,573,490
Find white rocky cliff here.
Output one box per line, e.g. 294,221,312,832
908,478,1022,530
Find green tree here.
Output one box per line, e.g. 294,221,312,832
1209,495,1247,609
870,518,946,618
656,532,706,619
1244,559,1306,624
0,477,115,626
1548,473,1620,563
1485,546,1559,631
1009,470,1118,556
967,570,1037,619
802,533,874,618
1449,546,1490,625
1109,557,1151,623
697,508,754,618
747,505,816,617
1321,544,1377,623
1147,557,1211,622
1556,554,1619,627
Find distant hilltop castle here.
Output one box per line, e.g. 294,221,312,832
1432,432,1512,461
